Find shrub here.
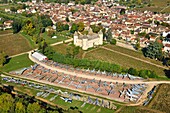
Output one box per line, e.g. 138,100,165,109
110,39,117,45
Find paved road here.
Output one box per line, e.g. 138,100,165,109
101,46,169,70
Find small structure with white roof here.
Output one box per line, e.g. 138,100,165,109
32,52,47,61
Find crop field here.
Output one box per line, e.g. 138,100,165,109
0,33,33,56
135,0,170,13
84,48,165,77
105,45,163,66
148,84,170,113
117,106,161,113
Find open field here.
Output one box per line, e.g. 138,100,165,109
41,32,68,44
105,45,163,66
0,54,34,72
0,33,33,56
148,84,170,112
84,48,165,77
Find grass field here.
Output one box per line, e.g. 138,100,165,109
41,32,68,45
84,48,165,77
0,54,34,72
0,33,33,56
148,84,170,112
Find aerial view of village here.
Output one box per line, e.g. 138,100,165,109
0,0,170,113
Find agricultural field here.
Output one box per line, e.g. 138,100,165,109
0,32,33,56
105,45,163,66
148,84,170,113
117,106,161,113
135,0,170,13
84,48,165,77
0,54,34,72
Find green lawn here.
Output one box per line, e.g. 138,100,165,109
41,32,67,44
0,54,34,72
84,48,165,77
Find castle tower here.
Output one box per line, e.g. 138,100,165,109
74,32,78,46
82,38,88,50
98,30,103,45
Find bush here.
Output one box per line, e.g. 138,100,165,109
128,68,139,76
110,39,117,45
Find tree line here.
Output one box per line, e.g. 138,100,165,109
40,45,158,79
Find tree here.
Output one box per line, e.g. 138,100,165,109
128,68,139,76
66,16,70,22
90,25,101,33
63,24,69,30
0,93,14,113
70,23,78,33
27,102,42,113
110,39,116,45
135,38,140,50
106,28,112,42
40,15,53,27
143,41,163,60
0,51,6,67
10,7,17,12
56,22,64,32
77,22,85,32
12,19,23,33
15,102,26,113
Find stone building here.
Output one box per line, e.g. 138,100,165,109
73,28,103,50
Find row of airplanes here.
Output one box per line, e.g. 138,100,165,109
119,84,146,102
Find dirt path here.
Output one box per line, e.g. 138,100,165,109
101,46,169,70
0,33,13,37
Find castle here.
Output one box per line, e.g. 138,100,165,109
73,28,103,50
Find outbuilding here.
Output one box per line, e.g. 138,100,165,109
32,52,47,61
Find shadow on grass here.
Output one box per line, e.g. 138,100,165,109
4,57,11,65
164,69,170,78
